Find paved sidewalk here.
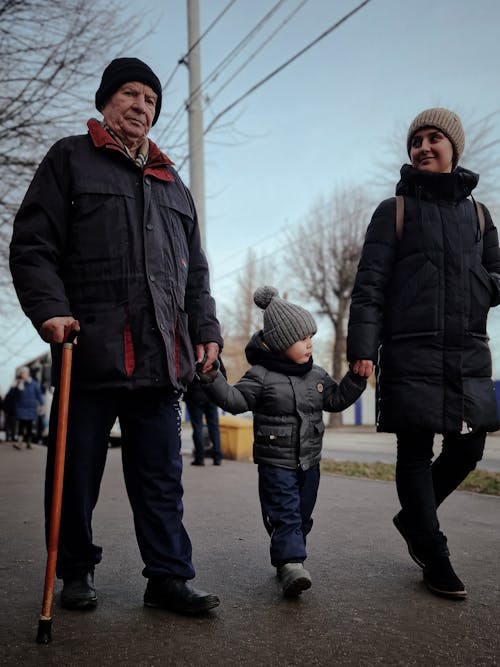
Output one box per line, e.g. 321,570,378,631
182,423,500,472
1,440,499,666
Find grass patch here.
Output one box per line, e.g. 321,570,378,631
320,460,500,496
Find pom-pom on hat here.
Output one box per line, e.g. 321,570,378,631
95,57,162,126
253,286,317,352
407,107,465,169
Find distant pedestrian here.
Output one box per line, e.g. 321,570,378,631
12,367,44,449
198,287,366,598
184,371,223,466
3,381,19,443
347,108,500,600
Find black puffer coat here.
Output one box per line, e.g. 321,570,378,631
347,165,500,434
10,120,222,391
205,332,366,470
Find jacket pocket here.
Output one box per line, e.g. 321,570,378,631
70,193,129,261
468,265,493,334
463,377,499,433
174,308,195,385
310,420,325,447
71,304,129,383
255,424,293,445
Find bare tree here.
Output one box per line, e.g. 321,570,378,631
0,0,151,288
220,248,280,383
286,186,370,427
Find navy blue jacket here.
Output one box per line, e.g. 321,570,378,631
10,120,222,391
12,379,44,421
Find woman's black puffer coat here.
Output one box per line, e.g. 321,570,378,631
347,165,500,434
205,332,365,470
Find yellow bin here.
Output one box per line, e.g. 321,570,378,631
218,415,254,461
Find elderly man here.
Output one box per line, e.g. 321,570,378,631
10,58,222,614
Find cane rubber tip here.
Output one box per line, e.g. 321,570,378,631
36,618,52,644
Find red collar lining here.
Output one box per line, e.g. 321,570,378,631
87,119,175,182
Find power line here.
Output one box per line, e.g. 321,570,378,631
204,0,373,135
184,0,287,111
161,0,240,94
208,0,310,106
156,0,287,146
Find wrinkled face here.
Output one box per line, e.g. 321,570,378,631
283,335,313,365
102,81,157,148
410,127,454,173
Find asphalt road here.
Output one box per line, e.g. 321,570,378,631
1,438,499,666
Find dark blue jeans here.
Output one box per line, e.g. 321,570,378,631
45,387,194,580
396,429,486,557
185,400,222,463
258,464,320,568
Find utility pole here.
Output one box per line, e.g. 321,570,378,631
186,0,206,247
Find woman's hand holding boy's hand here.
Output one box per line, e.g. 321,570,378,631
351,359,374,377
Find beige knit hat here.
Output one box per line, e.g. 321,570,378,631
253,286,317,352
407,107,465,168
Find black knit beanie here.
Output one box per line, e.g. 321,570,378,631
254,286,317,352
95,58,162,126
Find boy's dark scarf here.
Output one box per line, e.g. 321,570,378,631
245,331,313,376
259,354,313,376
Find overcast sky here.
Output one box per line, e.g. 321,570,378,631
2,0,500,391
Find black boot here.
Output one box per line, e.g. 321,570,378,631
144,575,220,614
423,555,467,600
61,571,97,610
393,513,427,568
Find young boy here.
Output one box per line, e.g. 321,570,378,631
198,286,366,598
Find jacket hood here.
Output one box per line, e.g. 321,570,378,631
245,331,272,366
396,164,479,201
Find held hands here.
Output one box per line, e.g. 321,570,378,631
39,317,80,344
350,359,374,378
195,342,220,383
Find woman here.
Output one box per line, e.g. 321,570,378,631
347,108,500,599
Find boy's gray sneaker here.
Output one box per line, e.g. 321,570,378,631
278,563,312,598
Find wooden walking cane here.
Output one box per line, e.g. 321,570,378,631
36,330,77,644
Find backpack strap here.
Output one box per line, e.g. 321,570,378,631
470,197,485,236
395,195,404,241
396,195,485,240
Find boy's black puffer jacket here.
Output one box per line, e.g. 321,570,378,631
347,165,500,434
204,332,365,470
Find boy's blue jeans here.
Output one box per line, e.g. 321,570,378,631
258,463,320,568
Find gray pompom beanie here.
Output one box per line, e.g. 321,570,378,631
407,107,465,169
253,286,317,352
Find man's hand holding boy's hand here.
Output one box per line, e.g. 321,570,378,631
194,342,220,383
196,358,220,383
